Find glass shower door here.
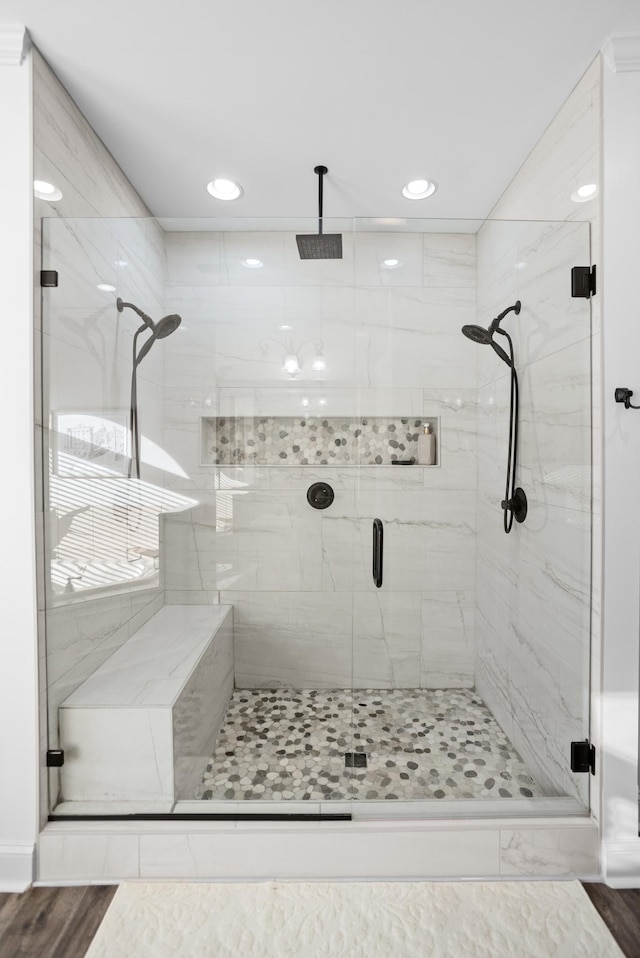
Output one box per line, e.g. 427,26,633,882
349,217,593,816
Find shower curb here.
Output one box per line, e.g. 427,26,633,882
35,816,600,884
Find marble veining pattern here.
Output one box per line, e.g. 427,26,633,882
62,605,232,707
196,688,541,802
204,416,437,466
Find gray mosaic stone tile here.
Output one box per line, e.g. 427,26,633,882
196,688,543,802
204,416,437,465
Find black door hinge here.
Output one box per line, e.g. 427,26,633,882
46,749,64,767
571,265,596,298
571,740,595,775
40,270,58,287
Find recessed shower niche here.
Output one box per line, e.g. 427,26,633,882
200,415,439,466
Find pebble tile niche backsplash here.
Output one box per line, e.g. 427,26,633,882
203,416,438,466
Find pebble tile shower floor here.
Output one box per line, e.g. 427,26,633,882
196,688,543,802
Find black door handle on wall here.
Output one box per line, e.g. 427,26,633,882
372,518,383,588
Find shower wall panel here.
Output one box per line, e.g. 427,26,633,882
161,230,478,689
474,219,591,804
34,49,166,812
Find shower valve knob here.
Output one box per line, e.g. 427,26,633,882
306,482,335,510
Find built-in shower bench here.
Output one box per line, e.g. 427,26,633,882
59,604,233,804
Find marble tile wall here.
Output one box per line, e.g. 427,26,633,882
162,231,479,689
33,49,169,817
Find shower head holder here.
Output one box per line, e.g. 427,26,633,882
501,487,528,523
117,297,154,329
489,300,521,333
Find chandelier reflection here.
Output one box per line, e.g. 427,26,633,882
260,336,326,379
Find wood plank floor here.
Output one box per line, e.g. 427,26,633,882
0,885,116,958
583,883,640,958
0,882,638,957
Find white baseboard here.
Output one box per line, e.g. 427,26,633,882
0,842,35,892
603,840,640,887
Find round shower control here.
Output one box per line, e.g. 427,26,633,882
307,482,334,510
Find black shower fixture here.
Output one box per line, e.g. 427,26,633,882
117,298,182,479
462,300,527,534
462,300,521,367
296,166,343,260
614,387,640,410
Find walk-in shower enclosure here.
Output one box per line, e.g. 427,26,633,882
40,216,592,820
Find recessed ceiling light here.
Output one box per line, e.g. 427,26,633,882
115,260,129,267
242,258,263,268
382,258,402,269
278,324,293,331
97,283,116,292
571,183,598,203
318,398,327,406
34,179,62,201
402,179,437,200
206,178,243,201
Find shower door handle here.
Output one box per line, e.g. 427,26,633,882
372,519,383,588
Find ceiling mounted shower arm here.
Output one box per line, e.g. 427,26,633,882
296,165,342,260
315,165,327,236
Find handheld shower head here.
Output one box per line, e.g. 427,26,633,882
118,299,182,363
461,301,521,368
462,323,512,366
155,314,182,339
119,298,184,479
462,301,526,534
133,314,182,367
462,324,493,345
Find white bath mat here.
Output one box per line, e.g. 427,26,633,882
86,880,623,958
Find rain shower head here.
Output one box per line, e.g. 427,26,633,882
296,166,343,260
296,233,343,259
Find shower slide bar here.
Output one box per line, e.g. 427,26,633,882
373,518,383,588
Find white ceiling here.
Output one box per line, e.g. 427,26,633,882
7,0,640,219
